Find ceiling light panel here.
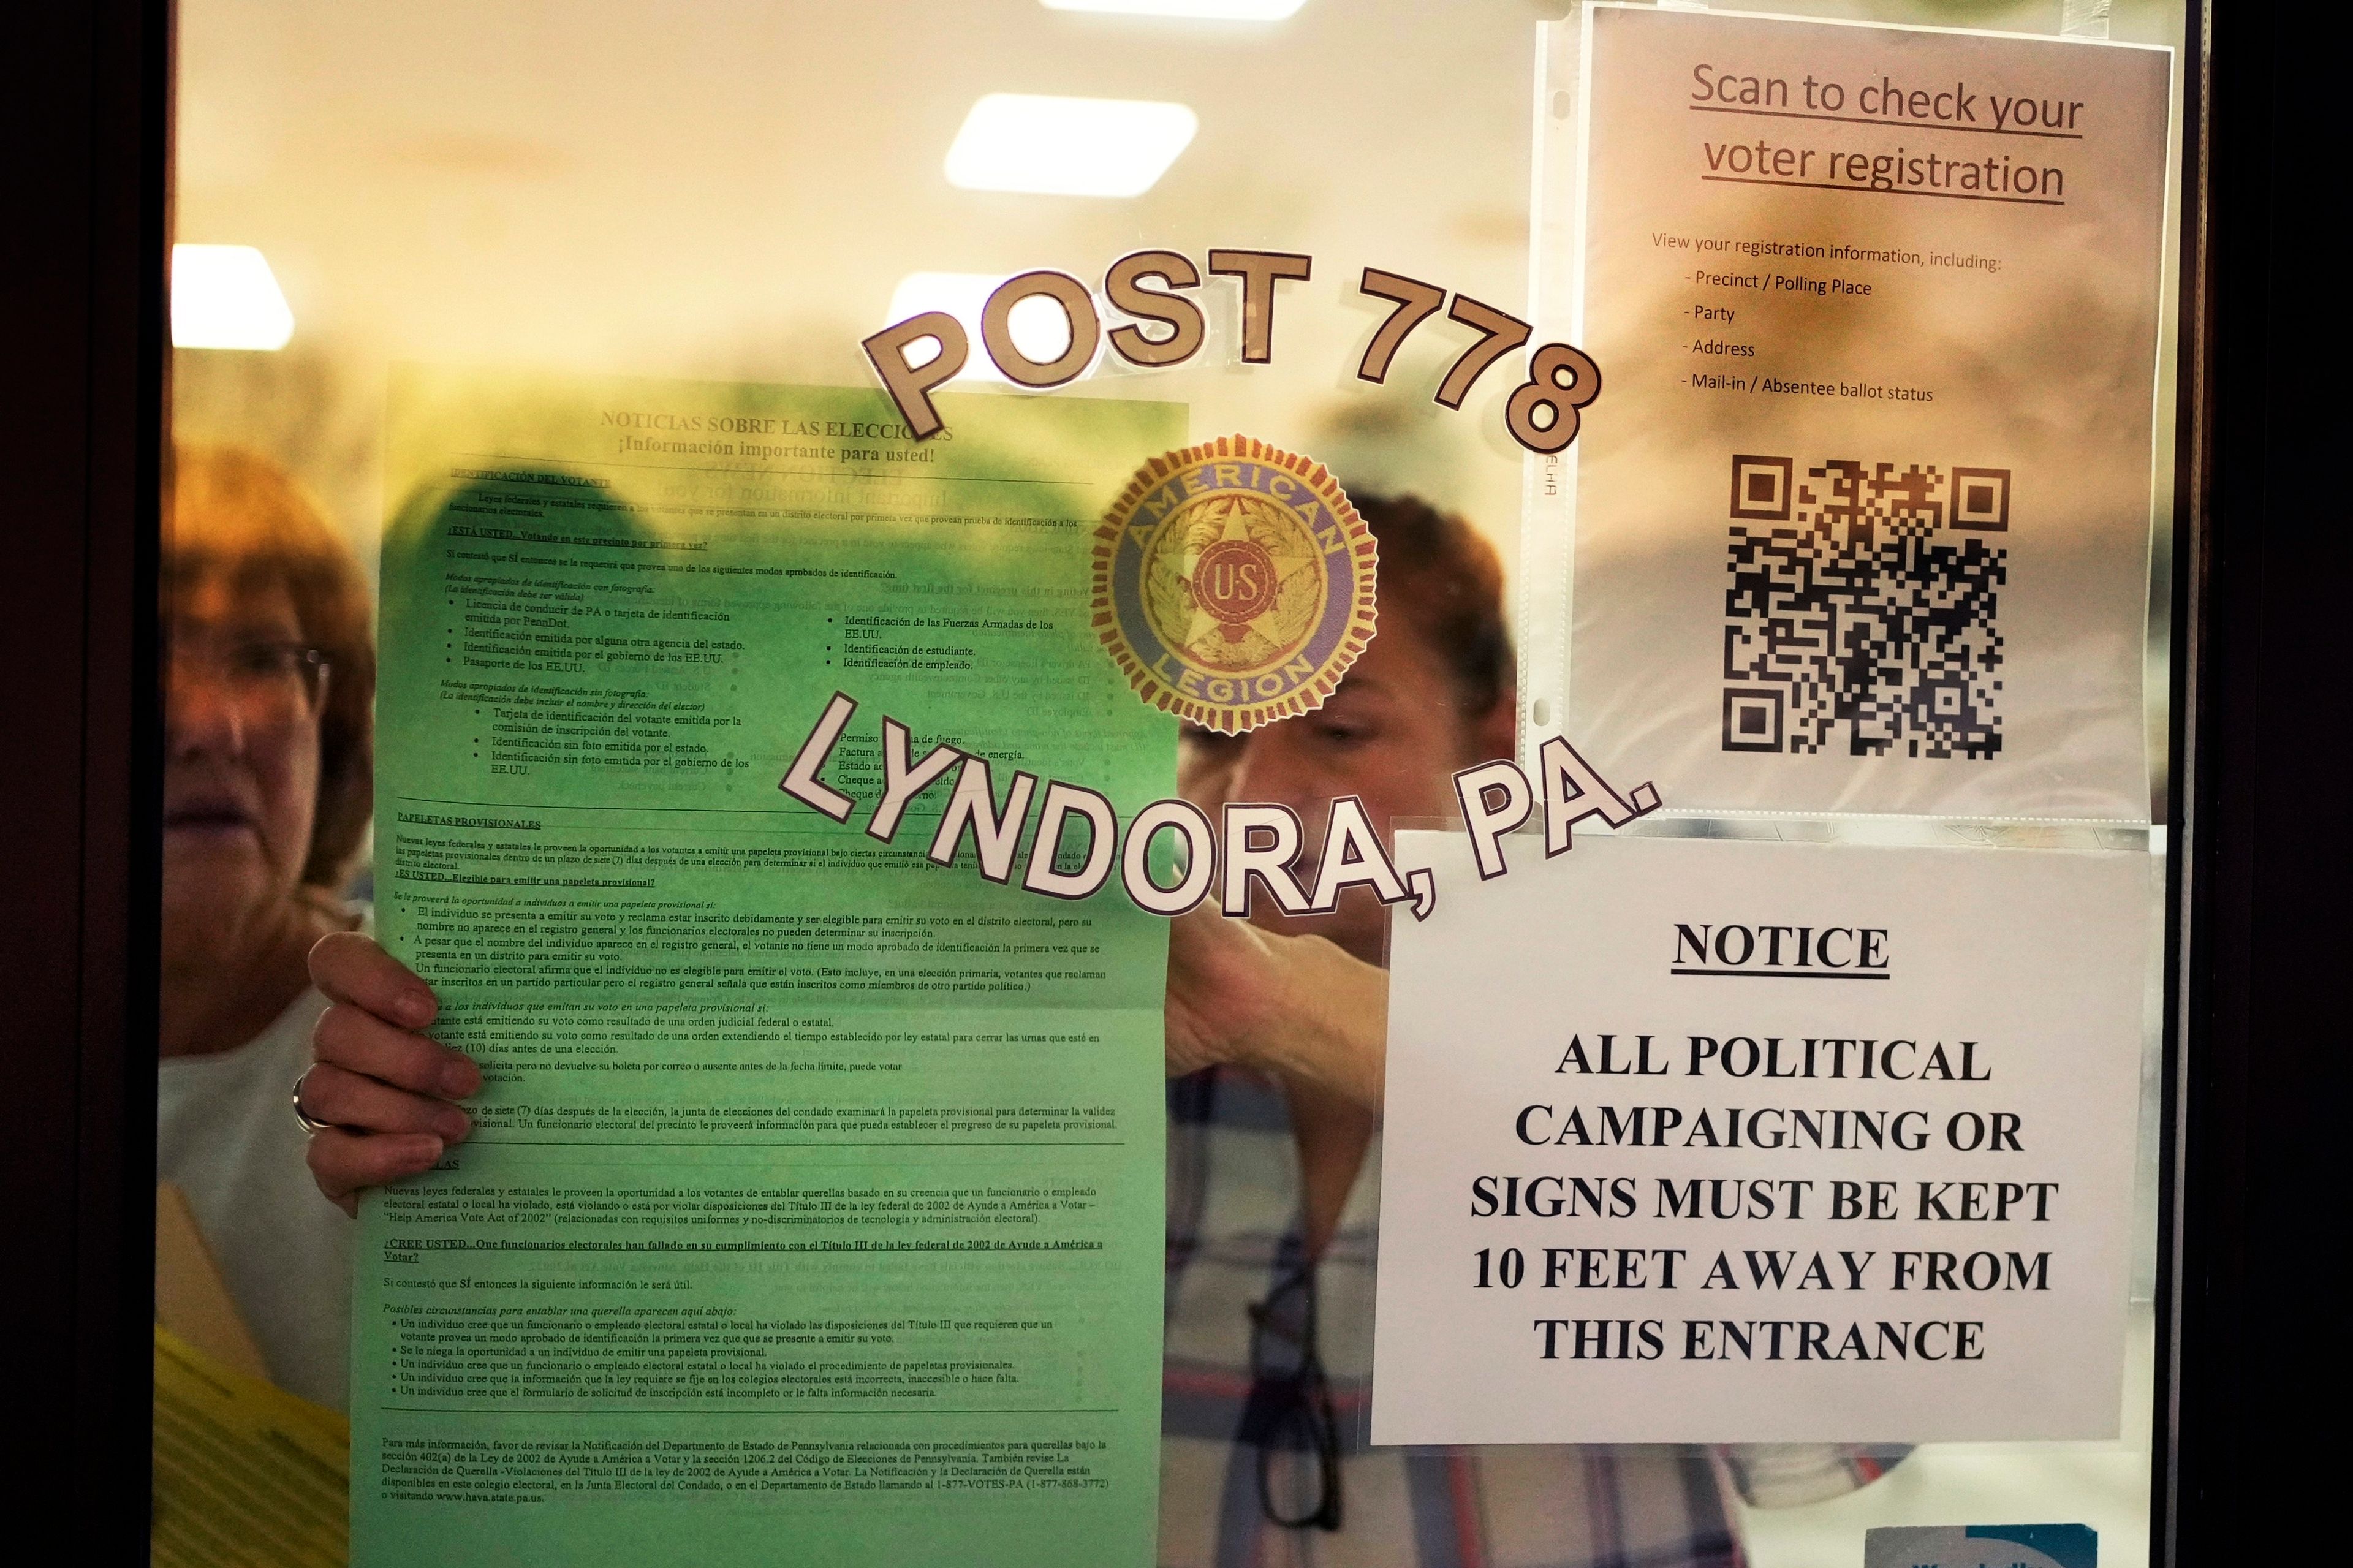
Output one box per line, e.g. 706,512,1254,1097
1041,0,1306,17
944,94,1199,198
170,244,296,350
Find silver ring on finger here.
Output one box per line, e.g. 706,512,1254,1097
290,1064,337,1136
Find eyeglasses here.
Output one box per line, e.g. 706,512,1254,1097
169,631,332,731
1243,1267,1343,1532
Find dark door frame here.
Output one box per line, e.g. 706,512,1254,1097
2,0,2335,1557
0,0,169,1551
2159,1,2336,1558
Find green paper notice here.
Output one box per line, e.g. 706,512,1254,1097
358,368,1182,1567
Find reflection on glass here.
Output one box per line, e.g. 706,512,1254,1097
162,1,2188,1562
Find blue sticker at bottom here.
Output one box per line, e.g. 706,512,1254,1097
1865,1524,2096,1568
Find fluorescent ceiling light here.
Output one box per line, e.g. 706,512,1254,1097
944,94,1197,198
171,244,295,350
885,273,1107,385
1042,0,1306,17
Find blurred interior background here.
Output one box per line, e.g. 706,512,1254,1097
170,3,2189,1559
173,0,2178,573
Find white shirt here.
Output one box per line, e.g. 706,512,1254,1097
157,982,351,1411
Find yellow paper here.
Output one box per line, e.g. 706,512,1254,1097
153,1326,350,1568
154,1182,271,1384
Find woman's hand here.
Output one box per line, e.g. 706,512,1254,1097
1164,905,1389,1113
302,932,480,1216
1164,904,1287,1079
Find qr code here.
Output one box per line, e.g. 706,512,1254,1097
1721,453,2009,759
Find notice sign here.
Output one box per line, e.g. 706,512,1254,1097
1370,835,2150,1445
1522,7,2173,821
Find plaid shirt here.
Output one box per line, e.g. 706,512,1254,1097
1161,1067,1895,1568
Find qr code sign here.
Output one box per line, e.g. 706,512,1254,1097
1721,454,2008,759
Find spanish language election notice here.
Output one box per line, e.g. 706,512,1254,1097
359,368,1180,1567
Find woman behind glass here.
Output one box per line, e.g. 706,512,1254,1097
157,445,376,1409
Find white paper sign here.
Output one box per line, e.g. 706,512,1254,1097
1371,833,2150,1444
1521,7,2174,821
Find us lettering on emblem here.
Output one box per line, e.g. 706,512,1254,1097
1091,434,1378,733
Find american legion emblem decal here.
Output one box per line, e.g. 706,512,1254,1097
1092,436,1377,733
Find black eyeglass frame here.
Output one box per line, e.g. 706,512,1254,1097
1246,1266,1344,1532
